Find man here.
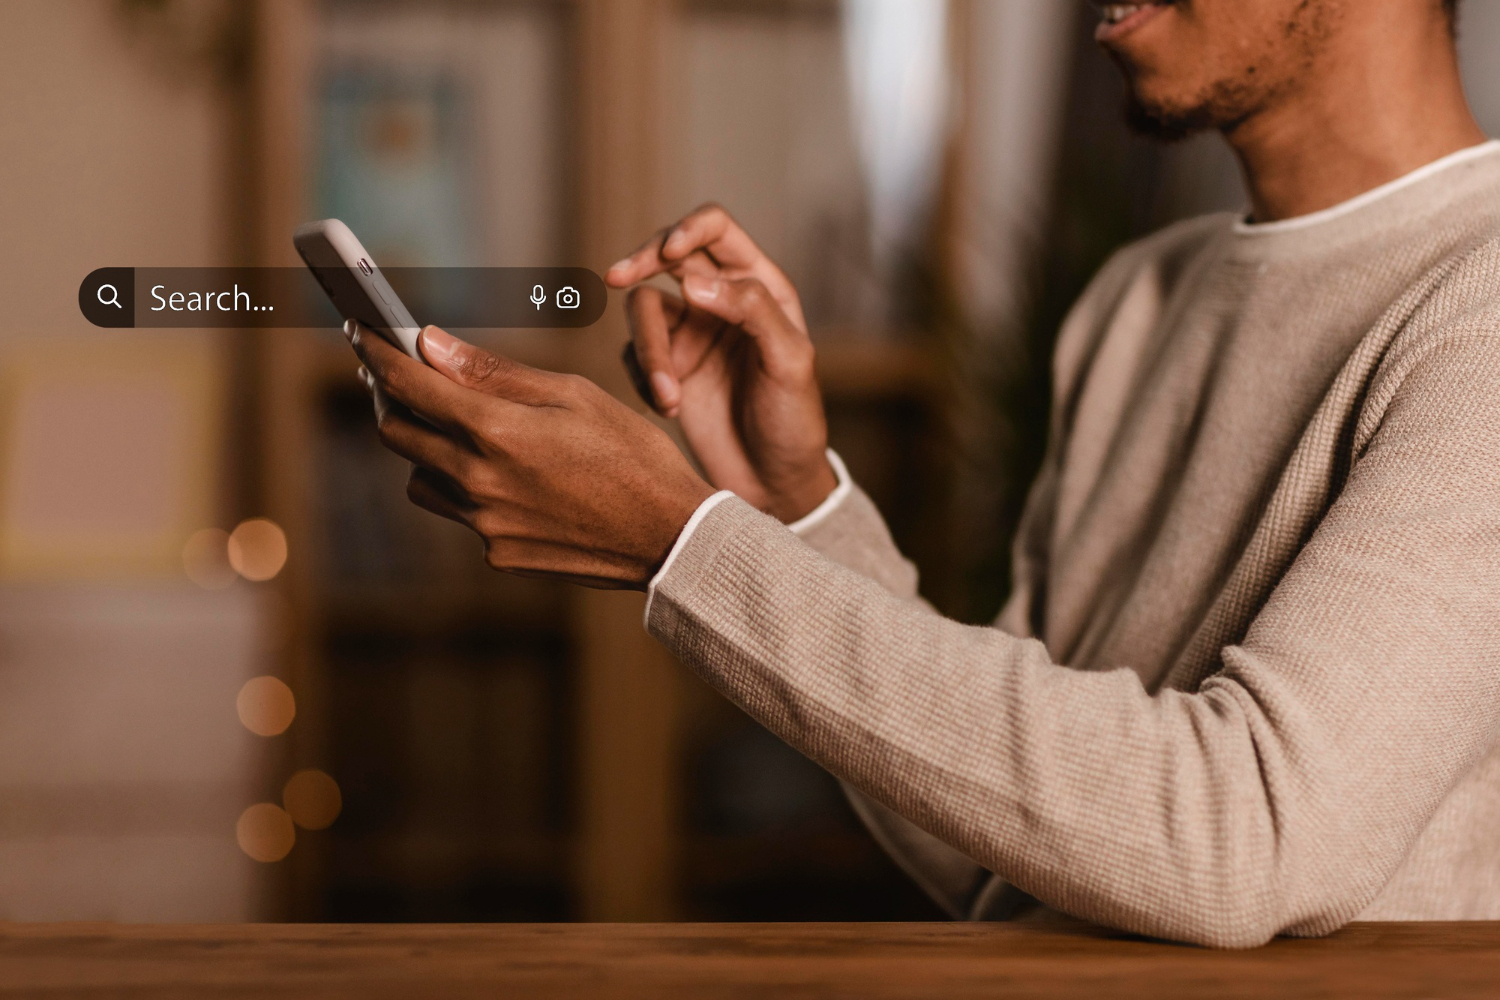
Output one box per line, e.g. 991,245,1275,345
351,0,1500,946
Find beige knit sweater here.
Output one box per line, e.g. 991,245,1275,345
646,141,1500,947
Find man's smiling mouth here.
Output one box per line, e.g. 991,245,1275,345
1094,2,1175,43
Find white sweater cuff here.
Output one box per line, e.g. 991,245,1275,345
786,449,852,536
643,450,851,623
644,490,735,623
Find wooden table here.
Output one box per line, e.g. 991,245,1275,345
0,921,1495,998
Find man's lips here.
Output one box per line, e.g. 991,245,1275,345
1094,2,1172,44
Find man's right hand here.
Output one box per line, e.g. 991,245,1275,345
606,204,838,525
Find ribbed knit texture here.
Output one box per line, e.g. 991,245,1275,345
648,144,1500,947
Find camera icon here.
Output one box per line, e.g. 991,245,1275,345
555,286,581,309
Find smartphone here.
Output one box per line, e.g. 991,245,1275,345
293,218,425,363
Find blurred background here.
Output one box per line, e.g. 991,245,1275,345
0,0,1496,923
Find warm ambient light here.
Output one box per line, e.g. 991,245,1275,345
236,803,295,862
227,518,288,581
182,528,236,589
283,769,342,830
236,675,296,736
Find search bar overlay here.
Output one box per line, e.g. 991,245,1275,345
79,268,607,329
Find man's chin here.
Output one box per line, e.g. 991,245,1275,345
1124,94,1205,142
1123,86,1251,143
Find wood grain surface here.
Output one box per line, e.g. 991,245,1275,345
0,920,1495,998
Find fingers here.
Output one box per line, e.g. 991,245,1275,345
605,205,809,335
624,286,682,415
358,362,409,436
605,204,761,287
659,203,764,267
604,226,671,288
679,274,811,376
418,326,565,407
369,393,476,481
346,320,477,436
406,465,473,527
417,326,553,402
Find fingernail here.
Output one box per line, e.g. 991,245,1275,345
651,371,679,407
343,318,356,341
664,230,687,254
607,257,632,274
421,325,462,365
682,274,719,301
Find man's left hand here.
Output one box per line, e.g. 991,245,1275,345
348,320,717,590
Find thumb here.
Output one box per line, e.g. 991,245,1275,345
419,325,560,406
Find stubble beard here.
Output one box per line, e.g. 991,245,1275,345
1123,76,1265,142
1119,0,1335,142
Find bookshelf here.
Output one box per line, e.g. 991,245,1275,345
246,0,951,923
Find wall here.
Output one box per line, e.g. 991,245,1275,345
0,0,266,920
1459,1,1500,138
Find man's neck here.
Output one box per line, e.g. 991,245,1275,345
1226,15,1486,224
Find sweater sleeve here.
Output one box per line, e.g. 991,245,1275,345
644,331,1500,948
783,457,990,917
791,480,922,603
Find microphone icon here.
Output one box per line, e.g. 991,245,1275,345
530,285,546,310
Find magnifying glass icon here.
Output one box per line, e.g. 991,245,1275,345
97,284,122,309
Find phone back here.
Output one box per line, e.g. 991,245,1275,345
293,219,424,360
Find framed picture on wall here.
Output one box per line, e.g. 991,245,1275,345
316,70,473,268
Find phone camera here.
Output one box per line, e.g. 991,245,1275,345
556,286,581,309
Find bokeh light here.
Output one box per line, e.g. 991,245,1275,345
182,528,236,589
227,518,288,582
236,803,296,862
283,769,343,830
236,675,296,736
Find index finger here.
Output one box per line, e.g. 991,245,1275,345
605,204,764,287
